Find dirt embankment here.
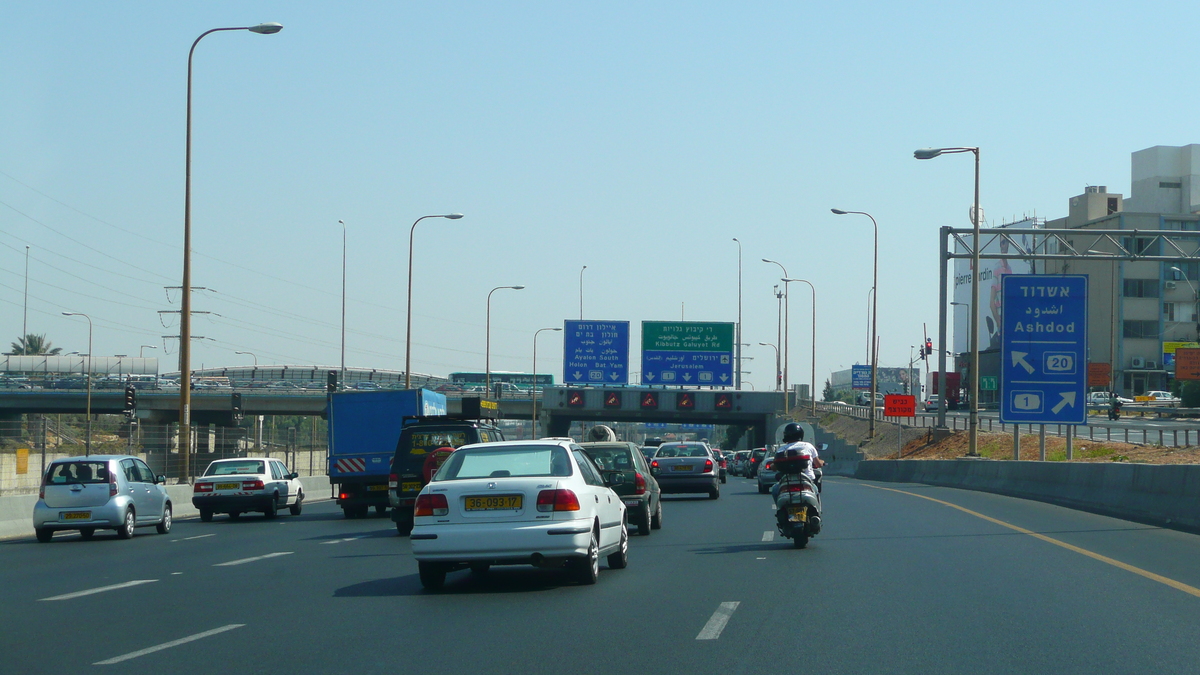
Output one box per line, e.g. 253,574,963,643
804,412,1200,464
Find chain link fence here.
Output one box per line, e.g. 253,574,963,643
0,414,328,496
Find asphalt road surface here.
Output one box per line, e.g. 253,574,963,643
3,476,1200,674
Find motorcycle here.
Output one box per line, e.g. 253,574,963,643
772,446,824,548
1108,401,1122,420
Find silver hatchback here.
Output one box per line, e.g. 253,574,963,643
32,455,173,542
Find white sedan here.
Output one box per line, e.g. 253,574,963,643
410,440,628,590
192,458,305,521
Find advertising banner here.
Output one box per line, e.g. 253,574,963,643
953,219,1039,354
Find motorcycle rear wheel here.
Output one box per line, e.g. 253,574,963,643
793,533,809,549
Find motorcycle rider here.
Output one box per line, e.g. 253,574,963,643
771,422,823,501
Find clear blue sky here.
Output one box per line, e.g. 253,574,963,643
1,2,1194,391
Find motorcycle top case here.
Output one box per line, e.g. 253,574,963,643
773,454,811,475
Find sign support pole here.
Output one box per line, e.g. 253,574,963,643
1039,425,1046,461
1013,424,1019,460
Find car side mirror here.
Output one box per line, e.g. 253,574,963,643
288,472,299,480
818,443,829,452
156,474,166,484
605,472,625,487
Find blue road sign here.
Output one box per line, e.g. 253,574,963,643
851,365,871,390
640,321,735,386
1000,274,1088,424
563,321,629,385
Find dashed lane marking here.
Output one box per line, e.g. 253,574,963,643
857,483,1200,600
320,537,366,545
213,552,294,567
39,579,157,602
93,624,245,665
172,534,216,542
696,601,740,640
761,531,774,542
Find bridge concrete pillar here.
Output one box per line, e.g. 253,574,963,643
546,415,572,438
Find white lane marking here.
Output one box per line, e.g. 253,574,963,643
213,551,293,567
320,537,365,545
756,557,767,560
696,601,741,640
761,531,774,542
39,579,157,602
172,533,216,542
93,624,245,665
171,572,183,576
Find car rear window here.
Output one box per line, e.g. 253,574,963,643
435,445,573,481
45,461,110,485
408,430,471,455
583,446,635,471
656,444,707,458
204,460,265,476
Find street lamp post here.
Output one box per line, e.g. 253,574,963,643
783,278,817,416
235,351,258,367
486,285,526,393
579,266,587,320
831,209,879,438
404,213,464,389
758,342,779,392
181,21,283,482
532,327,562,438
140,344,157,358
338,219,346,390
62,312,92,455
733,239,742,390
763,259,789,395
915,146,980,455
773,285,783,390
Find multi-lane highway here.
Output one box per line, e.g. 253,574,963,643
3,476,1200,674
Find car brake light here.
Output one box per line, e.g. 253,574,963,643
650,460,659,469
414,493,448,517
109,468,118,497
339,492,351,501
704,459,713,472
242,480,264,490
634,473,646,495
536,489,580,512
194,482,213,493
388,473,398,489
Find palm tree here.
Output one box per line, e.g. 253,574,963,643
9,333,62,356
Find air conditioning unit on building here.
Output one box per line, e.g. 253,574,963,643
1166,281,1178,290
1146,360,1158,369
1131,357,1146,368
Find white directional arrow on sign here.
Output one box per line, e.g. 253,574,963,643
645,373,655,381
1011,351,1035,374
682,373,692,382
1051,391,1076,414
573,371,583,379
609,372,619,380
719,374,729,382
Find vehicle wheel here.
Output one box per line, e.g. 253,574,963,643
607,525,629,570
229,511,241,520
650,500,663,530
199,508,213,523
356,505,371,519
709,486,720,500
571,530,600,585
793,534,809,549
264,496,278,519
156,505,173,534
395,514,414,536
35,528,53,543
418,562,446,590
342,506,355,519
117,509,135,539
721,474,727,484
758,483,767,494
79,528,95,540
470,563,490,575
289,495,303,516
375,505,387,515
637,504,652,536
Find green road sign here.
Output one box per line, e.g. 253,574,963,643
980,375,998,391
641,321,734,351
640,321,735,385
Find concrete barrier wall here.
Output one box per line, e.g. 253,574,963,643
0,475,331,541
810,427,863,477
855,460,1200,530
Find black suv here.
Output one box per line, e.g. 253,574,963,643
388,417,505,535
581,441,663,536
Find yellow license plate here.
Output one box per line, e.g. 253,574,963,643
215,482,240,490
401,482,422,492
62,511,90,521
788,507,807,523
368,484,389,492
464,495,523,511
672,465,693,471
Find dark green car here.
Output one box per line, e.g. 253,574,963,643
580,441,662,535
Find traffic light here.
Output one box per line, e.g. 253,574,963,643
231,392,243,423
123,386,136,418
327,369,338,393
925,339,933,357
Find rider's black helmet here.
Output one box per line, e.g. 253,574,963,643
782,422,804,443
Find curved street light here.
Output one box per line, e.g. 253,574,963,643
914,146,980,455
783,278,817,416
579,266,587,320
404,214,464,389
181,22,283,482
62,312,93,455
831,209,878,437
532,327,562,438
762,259,789,394
486,285,526,393
338,219,346,390
733,238,742,389
758,342,779,391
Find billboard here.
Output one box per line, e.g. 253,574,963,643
953,219,1040,354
